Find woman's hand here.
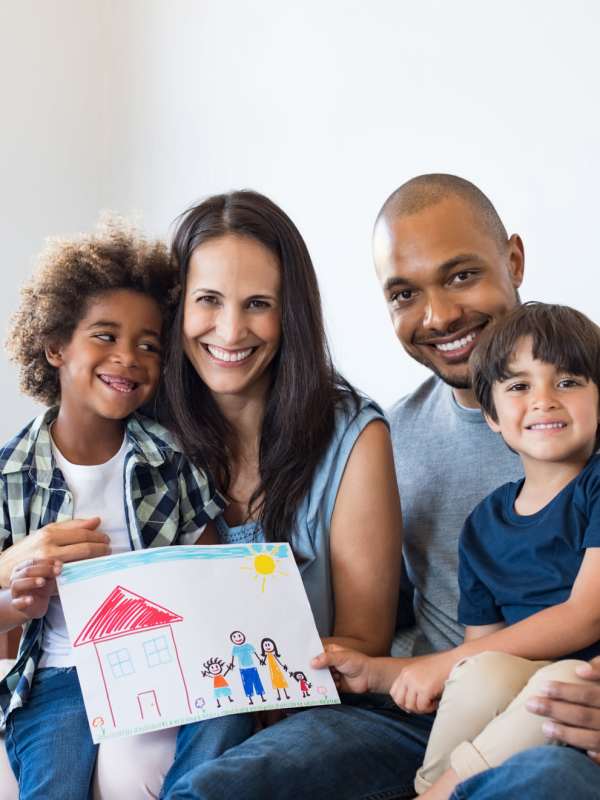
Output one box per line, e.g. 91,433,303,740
527,656,600,762
10,558,62,620
0,518,109,587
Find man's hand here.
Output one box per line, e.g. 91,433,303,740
390,651,455,713
0,518,109,587
311,645,373,694
10,558,62,620
527,656,600,762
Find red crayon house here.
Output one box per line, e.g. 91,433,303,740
74,586,191,728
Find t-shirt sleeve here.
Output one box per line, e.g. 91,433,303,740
457,514,503,626
177,456,227,545
580,458,600,549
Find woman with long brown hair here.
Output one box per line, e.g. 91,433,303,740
94,190,401,798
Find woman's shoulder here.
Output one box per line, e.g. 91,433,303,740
333,392,386,432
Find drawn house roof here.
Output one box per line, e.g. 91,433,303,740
73,585,183,647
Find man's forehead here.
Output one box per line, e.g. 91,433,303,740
374,198,499,281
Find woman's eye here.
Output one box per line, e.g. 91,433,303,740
195,295,219,305
248,299,269,310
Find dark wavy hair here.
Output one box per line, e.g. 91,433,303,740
164,190,358,543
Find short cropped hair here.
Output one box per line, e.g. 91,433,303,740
376,173,508,251
6,219,177,406
471,302,600,422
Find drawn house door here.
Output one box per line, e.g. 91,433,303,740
137,689,161,720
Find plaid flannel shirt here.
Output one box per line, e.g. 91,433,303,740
0,408,225,727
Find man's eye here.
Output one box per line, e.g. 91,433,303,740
391,289,414,304
452,271,474,284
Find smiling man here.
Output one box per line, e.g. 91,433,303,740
375,174,600,799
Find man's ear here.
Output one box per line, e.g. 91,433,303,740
483,411,501,434
506,234,525,290
45,342,63,368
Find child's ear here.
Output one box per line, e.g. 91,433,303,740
483,411,501,434
44,342,63,368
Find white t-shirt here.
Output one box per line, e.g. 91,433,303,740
39,433,131,668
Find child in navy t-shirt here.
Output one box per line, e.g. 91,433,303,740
313,302,600,800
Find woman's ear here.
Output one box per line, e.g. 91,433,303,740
44,342,63,368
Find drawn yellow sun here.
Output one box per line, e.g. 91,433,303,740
242,552,287,592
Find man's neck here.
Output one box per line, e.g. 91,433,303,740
451,386,480,410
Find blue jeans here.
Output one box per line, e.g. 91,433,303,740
160,713,256,797
451,745,600,799
162,695,434,800
5,667,97,800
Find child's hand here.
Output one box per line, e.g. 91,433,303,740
311,645,372,694
390,652,455,713
0,518,109,588
10,558,62,620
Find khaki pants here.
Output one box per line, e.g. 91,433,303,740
414,651,589,795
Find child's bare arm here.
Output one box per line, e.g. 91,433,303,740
464,622,506,641
395,550,600,712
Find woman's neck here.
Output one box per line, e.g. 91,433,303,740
212,384,269,523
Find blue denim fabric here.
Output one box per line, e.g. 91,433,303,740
451,746,600,800
162,698,433,800
160,713,256,797
4,667,97,800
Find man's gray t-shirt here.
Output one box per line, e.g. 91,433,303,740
388,375,522,656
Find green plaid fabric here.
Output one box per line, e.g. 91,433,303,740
0,408,225,726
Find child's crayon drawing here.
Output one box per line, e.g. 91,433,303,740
58,544,339,742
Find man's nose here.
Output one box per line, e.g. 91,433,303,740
422,291,463,334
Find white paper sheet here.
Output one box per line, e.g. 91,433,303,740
58,543,339,742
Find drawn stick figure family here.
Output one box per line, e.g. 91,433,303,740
202,630,311,708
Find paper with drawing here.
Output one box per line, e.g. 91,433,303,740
58,544,339,742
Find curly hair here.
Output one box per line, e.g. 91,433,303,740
6,218,177,406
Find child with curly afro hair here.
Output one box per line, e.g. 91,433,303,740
0,219,226,800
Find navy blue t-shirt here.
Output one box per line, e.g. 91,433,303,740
458,453,600,660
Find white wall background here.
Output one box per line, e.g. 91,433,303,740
1,0,599,441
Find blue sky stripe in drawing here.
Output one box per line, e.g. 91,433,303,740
58,543,290,585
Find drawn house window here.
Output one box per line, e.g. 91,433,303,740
144,635,172,667
107,647,135,678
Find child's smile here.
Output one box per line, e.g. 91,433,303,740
487,336,599,470
47,289,162,427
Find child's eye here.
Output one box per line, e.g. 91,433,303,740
94,333,115,343
558,378,581,388
139,342,161,354
507,382,528,392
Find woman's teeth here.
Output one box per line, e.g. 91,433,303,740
435,331,477,352
207,345,254,362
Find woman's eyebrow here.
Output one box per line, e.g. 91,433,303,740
190,287,223,296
